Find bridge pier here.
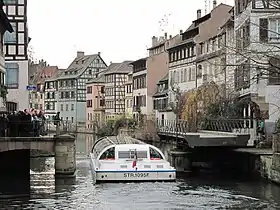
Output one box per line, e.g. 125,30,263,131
0,149,30,198
54,134,76,177
169,149,192,173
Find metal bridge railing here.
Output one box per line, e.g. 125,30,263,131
156,118,257,135
201,118,256,132
156,119,189,135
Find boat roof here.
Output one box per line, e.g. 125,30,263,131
92,136,146,155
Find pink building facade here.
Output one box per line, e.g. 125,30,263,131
86,78,105,128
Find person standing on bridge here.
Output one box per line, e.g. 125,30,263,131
257,118,265,141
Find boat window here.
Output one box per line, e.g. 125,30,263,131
137,151,147,158
118,151,130,159
150,147,163,159
100,147,115,160
118,150,148,159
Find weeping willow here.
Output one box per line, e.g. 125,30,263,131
179,81,221,131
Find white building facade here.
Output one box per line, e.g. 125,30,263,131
0,1,13,111
3,0,29,111
234,0,280,124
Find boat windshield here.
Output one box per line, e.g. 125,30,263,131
100,147,115,160
150,147,163,159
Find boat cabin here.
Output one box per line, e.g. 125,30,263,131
91,136,165,161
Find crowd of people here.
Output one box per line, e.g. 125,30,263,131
0,109,47,137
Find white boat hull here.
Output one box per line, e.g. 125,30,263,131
94,170,176,182
90,158,175,182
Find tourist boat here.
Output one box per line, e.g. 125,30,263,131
89,136,176,182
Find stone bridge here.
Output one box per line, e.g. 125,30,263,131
0,134,76,198
156,119,254,147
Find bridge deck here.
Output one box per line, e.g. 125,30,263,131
157,130,250,147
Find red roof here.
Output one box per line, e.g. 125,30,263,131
36,66,59,83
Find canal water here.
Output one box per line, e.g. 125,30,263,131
1,134,280,209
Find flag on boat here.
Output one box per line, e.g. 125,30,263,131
132,154,137,168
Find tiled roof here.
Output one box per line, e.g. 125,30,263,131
184,22,196,33
36,66,59,83
86,63,120,84
104,61,133,75
44,69,64,82
130,57,147,65
158,73,169,83
153,89,168,98
153,73,169,97
86,74,105,84
57,54,100,80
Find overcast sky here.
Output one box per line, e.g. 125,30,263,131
27,0,233,69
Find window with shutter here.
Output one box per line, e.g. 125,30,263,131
268,57,280,85
259,18,268,42
268,19,280,41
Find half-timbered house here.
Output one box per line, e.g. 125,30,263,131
56,51,107,123
43,71,61,119
3,0,29,111
0,0,13,112
104,61,133,120
29,65,59,111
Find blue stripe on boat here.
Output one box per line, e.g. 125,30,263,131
95,170,176,173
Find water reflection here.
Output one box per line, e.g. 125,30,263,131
76,133,95,155
1,134,280,209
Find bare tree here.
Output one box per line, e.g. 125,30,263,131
169,84,187,138
194,6,280,121
28,45,36,63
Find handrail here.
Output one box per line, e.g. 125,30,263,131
91,136,107,153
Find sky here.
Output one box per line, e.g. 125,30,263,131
27,0,233,69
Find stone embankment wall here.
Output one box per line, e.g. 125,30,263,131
260,133,280,184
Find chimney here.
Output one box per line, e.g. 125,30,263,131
164,32,168,40
152,36,157,46
179,30,183,34
110,61,112,65
77,51,84,58
98,52,100,56
197,9,201,19
213,0,217,8
169,35,172,39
